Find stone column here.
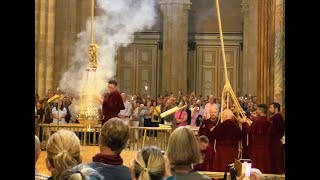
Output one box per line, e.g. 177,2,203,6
45,0,56,92
241,0,258,97
35,0,39,93
160,0,191,96
54,0,78,89
257,0,275,104
36,0,48,97
273,0,285,110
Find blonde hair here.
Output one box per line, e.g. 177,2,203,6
99,117,129,153
46,129,81,180
167,127,202,165
60,164,102,180
134,146,165,180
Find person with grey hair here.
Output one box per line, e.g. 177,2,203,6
60,164,103,180
35,135,50,180
166,126,211,180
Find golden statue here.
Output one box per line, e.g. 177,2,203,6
87,43,99,69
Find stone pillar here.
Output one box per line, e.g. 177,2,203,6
36,0,48,97
160,0,191,96
35,0,39,93
54,0,78,89
241,0,258,97
273,0,285,112
45,0,56,92
257,0,275,104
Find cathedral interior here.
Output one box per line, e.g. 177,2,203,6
35,0,285,108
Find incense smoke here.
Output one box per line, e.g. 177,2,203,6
59,0,157,117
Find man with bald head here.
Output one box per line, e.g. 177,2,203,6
212,109,244,172
204,95,219,120
197,106,219,171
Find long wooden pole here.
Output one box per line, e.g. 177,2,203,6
91,0,94,43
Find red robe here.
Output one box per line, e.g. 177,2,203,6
212,119,243,172
241,123,252,159
247,116,272,173
102,90,125,125
270,113,285,174
197,119,218,171
193,149,209,171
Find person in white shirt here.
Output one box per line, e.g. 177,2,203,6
118,93,133,125
204,95,218,120
52,100,67,123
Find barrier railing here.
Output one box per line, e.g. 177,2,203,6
37,123,101,146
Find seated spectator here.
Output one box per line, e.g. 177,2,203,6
60,164,103,180
35,135,50,180
45,129,82,180
129,146,166,180
87,117,131,180
166,126,211,180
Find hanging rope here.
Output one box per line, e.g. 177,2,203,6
215,0,246,159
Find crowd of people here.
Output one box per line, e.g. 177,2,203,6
36,118,268,180
35,80,285,179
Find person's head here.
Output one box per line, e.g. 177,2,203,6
60,164,103,180
208,95,215,104
121,93,127,101
269,102,281,115
108,80,118,93
132,146,165,180
99,117,129,154
45,129,82,180
209,106,218,120
35,135,41,164
36,101,42,108
257,104,268,116
167,127,202,166
221,109,234,122
198,135,209,151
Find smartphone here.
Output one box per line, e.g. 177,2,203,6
240,159,252,177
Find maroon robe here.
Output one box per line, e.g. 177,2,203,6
241,123,252,159
198,119,218,171
270,113,285,174
102,90,125,125
212,119,243,172
193,149,209,171
247,116,272,173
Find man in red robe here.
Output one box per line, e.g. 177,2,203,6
100,80,125,125
193,135,209,171
212,109,244,172
197,106,219,171
269,102,285,174
247,104,272,173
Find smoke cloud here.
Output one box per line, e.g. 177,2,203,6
59,0,158,116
